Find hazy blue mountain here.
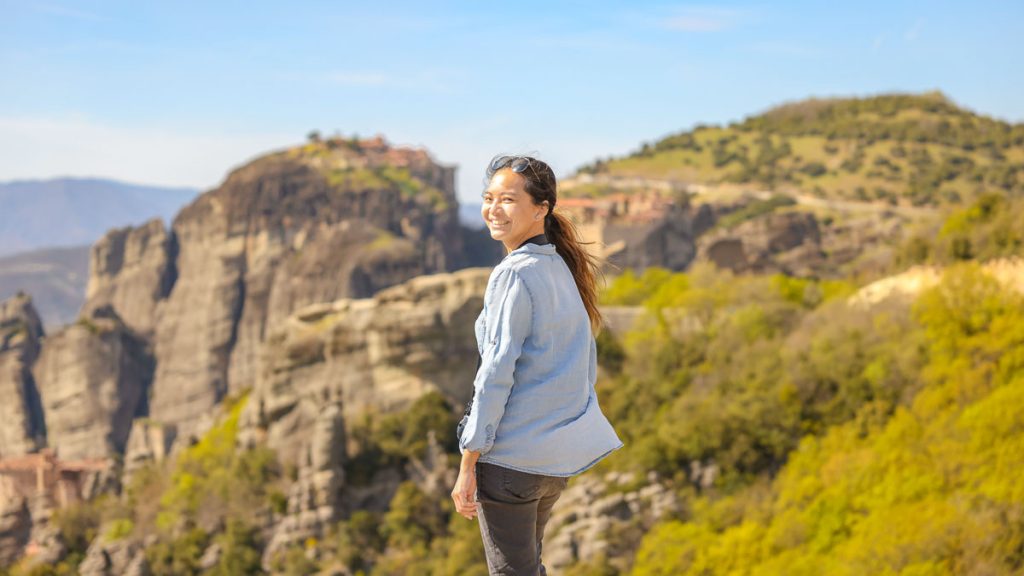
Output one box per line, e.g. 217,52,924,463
0,244,91,330
459,201,484,229
0,177,199,257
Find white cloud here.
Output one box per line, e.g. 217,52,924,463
0,114,296,189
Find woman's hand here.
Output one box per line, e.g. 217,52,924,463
451,452,480,520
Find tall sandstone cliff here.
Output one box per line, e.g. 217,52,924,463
32,305,153,460
0,294,45,458
240,266,489,461
80,136,467,443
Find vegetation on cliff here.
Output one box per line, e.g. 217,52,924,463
288,135,451,210
897,191,1024,266
627,261,1024,574
576,92,1024,207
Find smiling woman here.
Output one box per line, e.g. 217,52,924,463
451,153,623,575
481,166,549,253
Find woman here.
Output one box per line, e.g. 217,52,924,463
451,154,624,575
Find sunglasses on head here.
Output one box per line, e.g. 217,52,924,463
487,155,535,178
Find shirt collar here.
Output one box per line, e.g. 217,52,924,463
516,233,549,249
508,236,557,257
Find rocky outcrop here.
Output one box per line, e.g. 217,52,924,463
121,419,176,484
79,534,148,576
545,471,681,574
32,306,153,460
557,176,929,279
81,218,175,338
21,519,65,568
602,214,698,272
141,137,465,442
0,293,45,458
847,256,1024,307
241,267,489,463
0,477,31,567
261,219,428,339
696,210,825,275
262,400,347,564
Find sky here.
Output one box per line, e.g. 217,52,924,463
2,0,1022,205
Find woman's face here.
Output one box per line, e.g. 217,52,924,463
481,169,547,252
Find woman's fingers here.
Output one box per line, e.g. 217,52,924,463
450,488,476,519
451,469,479,519
453,491,477,519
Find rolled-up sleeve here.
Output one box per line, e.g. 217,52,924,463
459,267,533,455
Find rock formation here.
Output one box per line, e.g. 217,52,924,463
0,293,45,458
144,139,465,442
262,399,347,564
121,419,176,484
847,256,1024,307
240,266,490,463
0,477,31,567
696,210,825,275
78,537,148,576
32,305,153,460
66,136,468,445
81,218,175,338
545,470,681,574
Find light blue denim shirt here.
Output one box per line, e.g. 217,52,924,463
458,241,624,477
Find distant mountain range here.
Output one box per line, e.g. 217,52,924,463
0,177,199,258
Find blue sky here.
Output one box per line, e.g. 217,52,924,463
2,1,1022,204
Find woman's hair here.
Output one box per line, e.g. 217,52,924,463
486,154,605,334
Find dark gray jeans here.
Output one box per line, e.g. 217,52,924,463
475,461,569,575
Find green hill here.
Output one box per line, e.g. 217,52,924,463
574,91,1024,207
